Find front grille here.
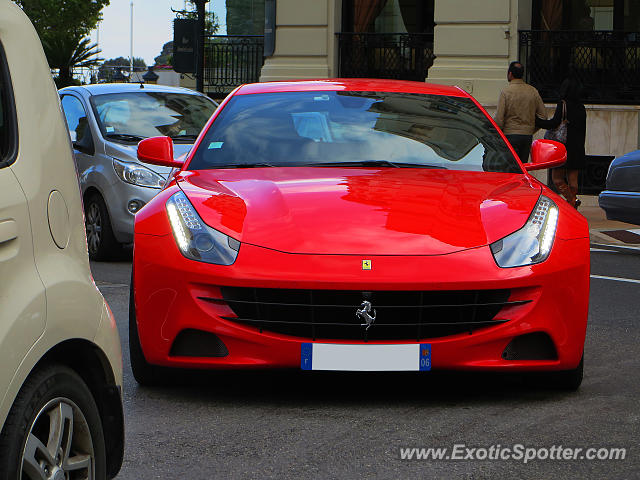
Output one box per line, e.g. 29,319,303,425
199,288,529,341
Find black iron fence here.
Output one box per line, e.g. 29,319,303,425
204,35,265,95
519,30,640,104
337,33,435,81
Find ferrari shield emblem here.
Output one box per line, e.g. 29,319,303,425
362,260,372,270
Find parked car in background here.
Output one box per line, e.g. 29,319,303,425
599,150,640,225
59,83,218,260
130,79,589,390
0,2,123,478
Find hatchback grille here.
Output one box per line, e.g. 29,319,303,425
199,288,528,341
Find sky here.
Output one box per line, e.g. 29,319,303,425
92,0,227,66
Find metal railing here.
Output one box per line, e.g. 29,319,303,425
336,32,435,81
519,30,640,104
204,35,265,94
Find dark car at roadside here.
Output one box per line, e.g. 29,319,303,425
599,150,640,225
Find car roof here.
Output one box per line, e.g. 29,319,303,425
235,78,468,97
59,83,208,97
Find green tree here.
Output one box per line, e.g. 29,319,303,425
154,41,173,66
44,36,102,87
174,1,221,35
13,0,110,86
226,0,264,36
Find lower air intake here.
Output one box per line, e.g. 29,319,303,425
169,329,229,358
502,332,558,361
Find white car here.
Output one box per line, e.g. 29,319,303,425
0,2,124,479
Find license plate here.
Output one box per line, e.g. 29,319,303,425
300,343,431,371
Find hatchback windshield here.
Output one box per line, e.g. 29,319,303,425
91,91,216,143
189,91,521,173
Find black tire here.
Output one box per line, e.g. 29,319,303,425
129,272,168,386
85,193,119,261
0,364,107,480
533,355,584,391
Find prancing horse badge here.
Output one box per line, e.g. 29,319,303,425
362,260,372,270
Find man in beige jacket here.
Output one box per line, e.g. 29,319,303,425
494,61,547,163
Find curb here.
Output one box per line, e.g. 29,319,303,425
589,242,640,255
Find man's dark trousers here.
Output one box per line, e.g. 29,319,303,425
506,134,533,163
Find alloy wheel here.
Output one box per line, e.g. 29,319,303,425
85,202,102,256
21,397,95,480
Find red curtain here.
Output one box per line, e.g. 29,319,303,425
353,0,389,32
541,0,563,30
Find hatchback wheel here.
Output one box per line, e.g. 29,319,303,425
85,193,119,261
0,364,107,480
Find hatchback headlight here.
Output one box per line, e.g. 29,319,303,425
490,195,559,268
166,191,240,265
113,158,165,189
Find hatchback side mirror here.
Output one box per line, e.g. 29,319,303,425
137,136,184,168
525,139,567,171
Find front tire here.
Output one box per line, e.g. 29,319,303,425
531,355,584,391
0,364,107,480
129,272,168,386
85,193,119,261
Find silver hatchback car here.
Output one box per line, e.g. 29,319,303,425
59,83,217,260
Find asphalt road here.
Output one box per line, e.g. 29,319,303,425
93,248,640,480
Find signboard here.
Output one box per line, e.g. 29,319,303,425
173,19,197,74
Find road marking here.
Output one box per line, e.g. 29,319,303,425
591,275,640,284
590,247,618,253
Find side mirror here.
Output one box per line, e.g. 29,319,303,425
137,136,184,168
525,139,567,171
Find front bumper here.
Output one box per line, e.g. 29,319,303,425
133,231,590,372
108,181,162,244
599,190,640,226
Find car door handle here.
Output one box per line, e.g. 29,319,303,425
0,219,18,244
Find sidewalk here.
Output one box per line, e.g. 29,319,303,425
578,195,640,251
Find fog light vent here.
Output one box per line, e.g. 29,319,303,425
169,329,229,358
502,332,557,361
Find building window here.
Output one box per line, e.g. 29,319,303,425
534,0,639,31
337,0,435,81
342,0,434,34
522,0,640,104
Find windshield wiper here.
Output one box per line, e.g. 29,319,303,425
104,133,146,142
214,162,277,168
308,160,446,169
310,160,399,168
170,134,199,141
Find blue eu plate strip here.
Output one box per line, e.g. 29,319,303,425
419,344,431,371
301,343,313,370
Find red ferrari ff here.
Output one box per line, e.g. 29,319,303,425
130,79,589,389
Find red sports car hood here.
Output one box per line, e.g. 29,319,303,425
177,167,541,255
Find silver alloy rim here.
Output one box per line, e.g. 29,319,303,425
85,202,102,255
20,397,95,480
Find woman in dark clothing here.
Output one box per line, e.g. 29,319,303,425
536,78,587,209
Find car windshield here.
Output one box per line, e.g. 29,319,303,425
188,90,521,173
91,91,216,143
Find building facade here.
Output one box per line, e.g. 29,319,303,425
258,0,640,182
